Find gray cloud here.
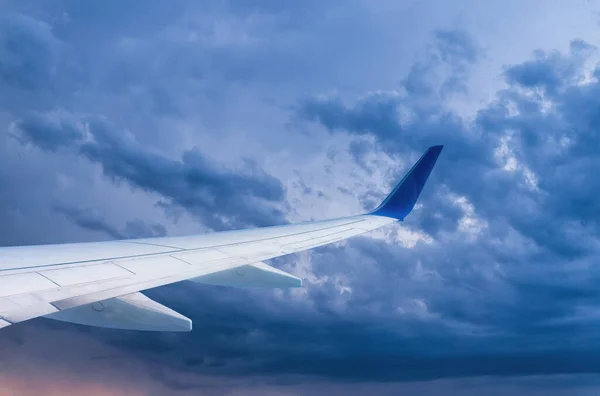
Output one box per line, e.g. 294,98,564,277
0,13,64,90
403,28,482,97
3,1,600,395
13,110,287,231
53,203,167,240
299,33,600,256
504,39,595,95
286,30,600,382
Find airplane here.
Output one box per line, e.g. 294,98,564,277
0,145,443,332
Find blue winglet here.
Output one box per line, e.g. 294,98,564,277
370,145,443,220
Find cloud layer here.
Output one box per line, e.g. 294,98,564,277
3,1,600,395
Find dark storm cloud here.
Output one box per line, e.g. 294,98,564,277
13,111,287,230
268,33,600,382
53,203,167,240
0,13,64,90
301,93,404,145
57,237,600,384
299,33,600,256
123,219,168,239
52,204,124,240
433,29,480,65
12,110,84,150
4,1,600,395
0,8,289,234
401,28,481,98
300,105,487,240
504,39,595,95
299,29,486,159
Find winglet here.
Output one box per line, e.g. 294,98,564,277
370,145,443,220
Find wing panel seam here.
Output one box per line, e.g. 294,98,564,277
123,241,186,250
169,255,194,265
280,227,355,248
112,262,137,275
36,271,62,287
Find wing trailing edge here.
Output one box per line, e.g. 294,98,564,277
43,261,301,331
44,291,192,332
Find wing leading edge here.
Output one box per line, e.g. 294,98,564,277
0,145,443,332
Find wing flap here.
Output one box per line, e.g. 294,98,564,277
191,261,302,288
3,302,59,324
44,292,191,332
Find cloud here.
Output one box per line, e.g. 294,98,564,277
282,32,600,383
11,110,84,150
504,39,595,95
4,1,600,395
298,34,600,256
53,203,167,240
298,29,485,157
403,28,482,97
0,13,65,90
8,318,600,395
301,93,404,146
13,110,287,231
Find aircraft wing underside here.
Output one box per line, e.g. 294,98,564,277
0,145,443,332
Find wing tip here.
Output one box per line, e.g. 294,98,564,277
370,145,443,220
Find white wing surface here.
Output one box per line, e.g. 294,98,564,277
0,146,443,332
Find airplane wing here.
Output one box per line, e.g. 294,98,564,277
0,145,443,332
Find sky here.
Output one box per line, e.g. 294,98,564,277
4,0,600,394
